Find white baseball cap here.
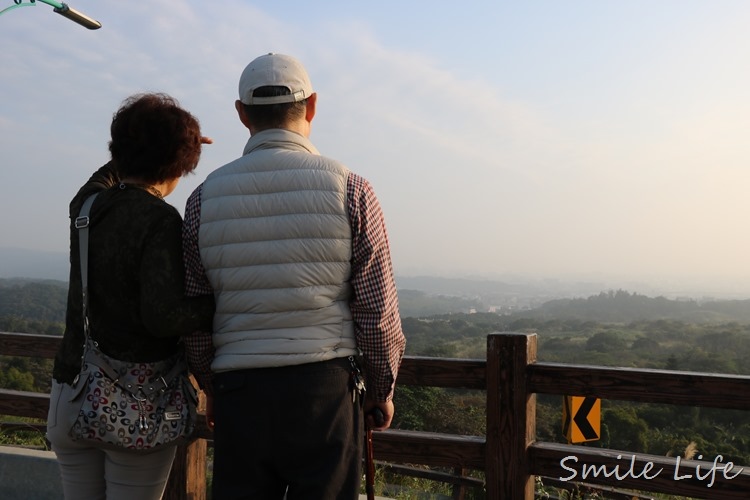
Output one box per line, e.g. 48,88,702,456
238,53,314,105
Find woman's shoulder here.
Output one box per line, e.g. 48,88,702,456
68,162,120,217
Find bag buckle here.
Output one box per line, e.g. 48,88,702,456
75,216,90,229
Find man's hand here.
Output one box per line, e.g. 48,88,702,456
364,399,394,431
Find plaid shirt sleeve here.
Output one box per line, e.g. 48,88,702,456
182,184,216,395
347,173,406,402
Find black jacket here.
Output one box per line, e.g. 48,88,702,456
52,163,214,384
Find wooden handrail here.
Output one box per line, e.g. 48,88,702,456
396,356,486,389
528,362,750,409
0,331,60,358
2,330,750,499
0,389,49,420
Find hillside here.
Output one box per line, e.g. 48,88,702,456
512,289,750,323
0,279,67,323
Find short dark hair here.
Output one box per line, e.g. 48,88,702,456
108,93,202,183
242,86,308,130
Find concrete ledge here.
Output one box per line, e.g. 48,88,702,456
0,446,62,500
0,445,394,500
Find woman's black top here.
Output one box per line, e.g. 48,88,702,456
52,163,215,384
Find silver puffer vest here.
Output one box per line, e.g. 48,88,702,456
199,129,357,372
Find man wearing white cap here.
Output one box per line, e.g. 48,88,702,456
182,53,406,499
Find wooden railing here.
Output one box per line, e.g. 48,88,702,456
2,331,750,499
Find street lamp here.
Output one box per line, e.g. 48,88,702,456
0,0,101,29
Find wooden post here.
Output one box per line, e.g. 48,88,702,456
163,383,208,500
164,439,207,500
451,467,466,500
485,332,537,499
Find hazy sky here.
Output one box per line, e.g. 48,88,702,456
2,1,750,293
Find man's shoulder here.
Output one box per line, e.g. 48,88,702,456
310,152,352,176
345,170,372,191
209,154,254,176
187,182,204,203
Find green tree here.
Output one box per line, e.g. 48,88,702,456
601,405,649,452
0,366,35,391
585,331,628,353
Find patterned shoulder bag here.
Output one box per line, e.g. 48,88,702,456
68,192,198,453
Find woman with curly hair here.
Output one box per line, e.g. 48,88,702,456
46,93,215,500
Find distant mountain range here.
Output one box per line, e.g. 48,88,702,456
3,246,749,310
1,247,614,298
515,289,750,324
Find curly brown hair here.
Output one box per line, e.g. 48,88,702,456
108,93,203,183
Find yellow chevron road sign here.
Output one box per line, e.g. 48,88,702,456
562,396,601,444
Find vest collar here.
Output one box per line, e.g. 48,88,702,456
243,128,320,156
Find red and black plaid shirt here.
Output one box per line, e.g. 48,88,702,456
182,172,405,401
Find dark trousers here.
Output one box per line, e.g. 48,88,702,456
212,358,364,500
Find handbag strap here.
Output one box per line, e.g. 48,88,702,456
76,193,99,340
